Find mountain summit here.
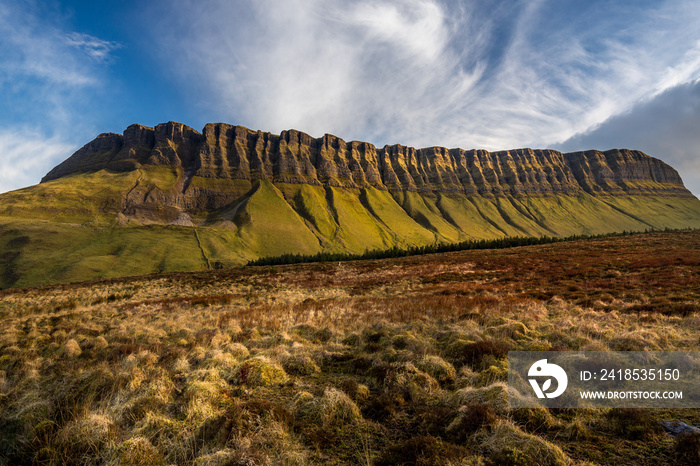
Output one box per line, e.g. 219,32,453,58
2,121,699,288
44,121,689,197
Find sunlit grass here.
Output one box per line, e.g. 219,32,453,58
0,230,698,464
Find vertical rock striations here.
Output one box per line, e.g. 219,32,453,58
41,121,692,202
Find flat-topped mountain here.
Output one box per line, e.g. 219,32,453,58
1,121,700,288
43,121,688,197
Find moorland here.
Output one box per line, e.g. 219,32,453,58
0,229,699,465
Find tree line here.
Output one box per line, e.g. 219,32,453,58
246,227,688,267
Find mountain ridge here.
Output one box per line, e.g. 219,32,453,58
1,120,699,289
41,121,690,199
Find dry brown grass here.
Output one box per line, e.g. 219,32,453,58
0,230,698,464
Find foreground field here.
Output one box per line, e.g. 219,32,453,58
1,230,699,464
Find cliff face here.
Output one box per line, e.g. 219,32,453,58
42,122,691,201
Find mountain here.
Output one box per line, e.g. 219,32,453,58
1,121,700,288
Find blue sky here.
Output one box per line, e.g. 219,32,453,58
1,0,700,196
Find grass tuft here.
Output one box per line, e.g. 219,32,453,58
63,338,82,358
482,420,569,466
235,356,288,387
293,388,363,427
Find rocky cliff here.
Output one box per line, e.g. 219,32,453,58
42,121,690,200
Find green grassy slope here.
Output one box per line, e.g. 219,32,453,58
0,170,137,224
0,219,208,288
233,180,322,258
392,191,463,243
1,168,700,288
360,187,437,247
277,183,338,244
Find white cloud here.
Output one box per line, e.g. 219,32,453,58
556,79,700,198
344,1,448,63
149,0,700,153
471,0,700,149
0,129,75,193
148,0,488,145
0,2,120,122
0,3,96,87
0,1,120,192
64,32,121,63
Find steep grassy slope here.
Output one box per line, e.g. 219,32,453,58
0,219,207,288
2,167,700,288
233,181,322,257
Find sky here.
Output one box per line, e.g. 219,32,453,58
1,0,700,196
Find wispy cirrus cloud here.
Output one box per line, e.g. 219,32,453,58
147,0,490,145
64,32,121,63
0,129,75,193
0,2,102,88
0,1,119,193
557,79,700,197
497,1,700,148
148,0,700,153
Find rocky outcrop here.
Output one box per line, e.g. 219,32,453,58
563,150,686,195
42,121,693,201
